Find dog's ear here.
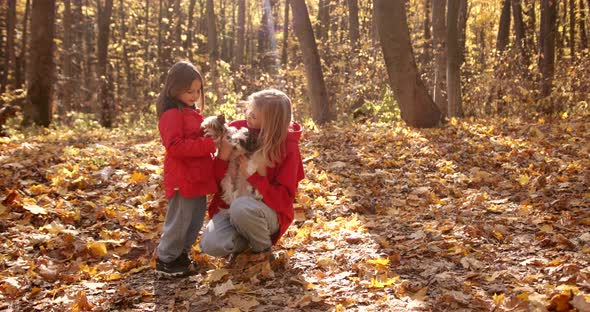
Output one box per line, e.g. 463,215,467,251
217,114,226,124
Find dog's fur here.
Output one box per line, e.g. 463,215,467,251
201,115,267,204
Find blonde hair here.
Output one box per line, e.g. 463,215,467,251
156,60,205,118
247,89,292,165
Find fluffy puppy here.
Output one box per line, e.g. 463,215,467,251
220,127,267,205
202,115,267,204
201,114,231,146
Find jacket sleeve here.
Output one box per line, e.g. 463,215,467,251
159,110,216,158
246,145,300,215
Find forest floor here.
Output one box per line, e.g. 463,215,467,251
0,114,589,311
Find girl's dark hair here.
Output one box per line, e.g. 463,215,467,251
156,61,205,118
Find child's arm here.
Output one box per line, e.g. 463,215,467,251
246,146,302,215
159,110,216,158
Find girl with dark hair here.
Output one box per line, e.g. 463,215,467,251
155,61,216,278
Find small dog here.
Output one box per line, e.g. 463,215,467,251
201,115,267,204
201,114,230,146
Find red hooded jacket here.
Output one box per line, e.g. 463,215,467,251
158,106,218,199
208,120,305,243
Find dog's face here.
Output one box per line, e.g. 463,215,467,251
229,128,259,155
201,115,227,141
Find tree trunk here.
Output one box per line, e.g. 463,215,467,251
457,0,468,64
496,0,511,51
447,0,463,118
262,0,279,74
186,0,196,59
97,0,114,128
569,0,575,56
143,0,150,82
512,0,527,57
581,0,588,49
207,0,218,66
540,0,557,98
2,0,17,93
62,0,74,111
15,0,31,89
432,0,447,116
290,0,333,124
234,0,245,68
423,0,432,63
281,0,290,65
347,0,360,50
23,0,56,127
527,0,536,49
374,0,441,127
157,0,162,72
318,0,330,41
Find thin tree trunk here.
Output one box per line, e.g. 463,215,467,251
290,0,333,124
318,0,330,41
581,0,588,49
540,0,557,98
347,0,360,50
457,0,468,64
447,0,463,117
143,0,150,85
63,0,73,111
569,0,575,56
281,0,290,65
83,0,96,106
374,0,442,127
23,0,56,127
497,0,511,51
262,0,279,74
157,0,164,81
234,0,245,68
2,0,17,93
185,0,196,59
512,0,527,57
97,0,114,127
207,0,218,66
432,0,447,116
423,0,432,64
15,0,31,89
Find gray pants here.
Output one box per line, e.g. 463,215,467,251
157,193,207,263
200,196,280,257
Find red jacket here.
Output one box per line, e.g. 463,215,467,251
208,120,305,243
158,106,218,199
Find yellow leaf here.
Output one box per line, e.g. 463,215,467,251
367,258,390,266
87,241,108,257
518,174,530,186
493,293,505,305
129,171,148,184
516,292,529,301
106,272,122,281
368,275,398,288
29,184,51,195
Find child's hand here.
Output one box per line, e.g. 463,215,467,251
217,138,232,161
238,155,250,178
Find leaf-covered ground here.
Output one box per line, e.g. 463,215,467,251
1,115,589,311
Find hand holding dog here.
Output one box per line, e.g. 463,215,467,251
217,138,233,161
238,155,250,178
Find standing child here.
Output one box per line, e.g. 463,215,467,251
155,61,217,278
200,89,305,258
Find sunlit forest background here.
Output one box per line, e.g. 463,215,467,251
1,0,588,130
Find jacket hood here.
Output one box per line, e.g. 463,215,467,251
286,122,303,143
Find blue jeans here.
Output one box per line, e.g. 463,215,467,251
200,196,280,257
156,193,207,263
